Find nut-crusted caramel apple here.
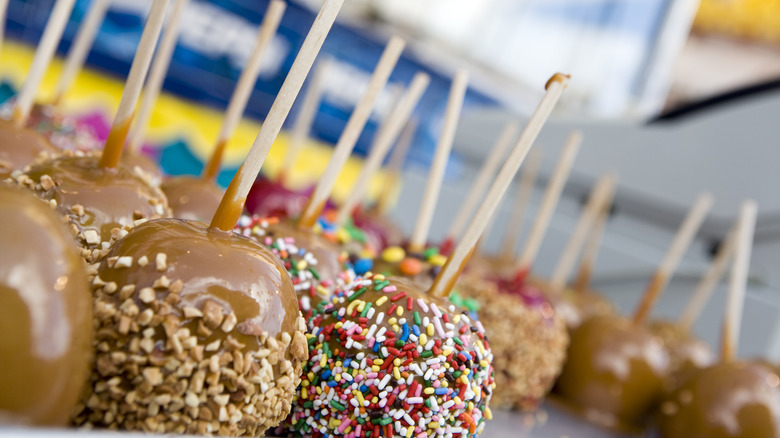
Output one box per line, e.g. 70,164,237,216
161,176,223,222
0,119,59,179
0,185,92,426
657,361,780,438
14,152,170,260
71,219,308,435
122,150,164,187
554,314,670,432
278,274,495,437
458,274,568,411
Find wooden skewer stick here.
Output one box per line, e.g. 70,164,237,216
572,183,616,292
335,72,430,227
444,121,519,243
297,36,406,228
632,192,715,325
126,0,191,153
376,117,416,215
0,0,9,64
429,73,570,298
678,222,738,332
499,149,542,260
407,70,469,253
12,0,77,127
52,0,110,105
278,58,329,182
514,130,582,276
201,0,286,181
549,172,618,292
98,0,170,168
721,199,757,362
209,0,344,231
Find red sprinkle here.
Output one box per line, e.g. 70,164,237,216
407,296,414,311
390,292,407,302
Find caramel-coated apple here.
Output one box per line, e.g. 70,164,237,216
161,175,223,221
648,319,715,389
71,218,308,435
554,314,670,432
0,119,59,179
0,185,92,426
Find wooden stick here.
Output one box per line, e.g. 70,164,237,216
12,0,77,127
549,172,618,292
297,36,406,228
678,222,738,332
126,0,190,153
514,130,582,275
0,0,8,64
632,192,715,325
52,0,110,105
201,0,286,181
407,70,469,253
209,0,344,231
278,58,329,182
444,121,518,242
572,183,616,292
98,0,170,168
429,73,570,298
721,199,757,362
499,149,542,260
335,72,430,227
376,117,416,215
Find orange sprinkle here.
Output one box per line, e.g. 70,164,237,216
399,258,422,276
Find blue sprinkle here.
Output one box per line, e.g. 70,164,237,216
372,342,380,353
343,358,352,368
321,370,332,380
354,258,373,275
435,388,449,395
412,325,420,336
328,380,338,387
400,323,410,342
360,385,369,393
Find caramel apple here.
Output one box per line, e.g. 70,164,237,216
0,119,59,179
276,274,495,437
71,218,308,434
648,320,715,389
554,314,669,432
0,185,92,426
657,361,780,438
161,175,223,221
245,176,317,219
14,152,170,260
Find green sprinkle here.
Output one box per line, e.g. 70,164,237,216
453,371,462,378
360,302,373,318
425,398,432,408
309,267,320,280
420,350,433,358
348,287,367,302
395,340,404,348
303,401,313,408
423,246,439,259
330,400,347,411
413,311,422,326
453,337,463,346
379,417,393,426
374,280,390,291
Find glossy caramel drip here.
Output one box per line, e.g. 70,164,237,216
658,361,780,438
202,138,227,181
96,219,300,338
649,319,715,391
0,186,92,426
554,314,670,432
161,175,224,222
19,153,170,246
98,115,133,168
0,119,58,179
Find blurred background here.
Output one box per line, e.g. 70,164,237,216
1,0,779,361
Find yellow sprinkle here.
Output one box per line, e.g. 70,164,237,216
388,317,397,325
359,248,375,259
485,407,493,420
335,321,344,329
381,246,405,263
468,401,474,411
316,285,329,297
454,396,462,405
308,372,315,381
442,348,452,357
394,358,401,366
297,260,308,270
357,302,366,312
429,254,447,266
374,274,386,281
373,359,383,366
347,300,361,315
376,296,388,306
302,387,308,399
316,386,323,395
453,314,461,323
372,365,380,372
424,387,435,395
336,228,350,243
320,355,327,368
419,334,427,345
356,391,365,406
302,380,309,387
393,367,401,380
372,396,378,404
406,425,414,438
392,324,400,333
396,306,403,317
427,324,434,336
480,360,489,368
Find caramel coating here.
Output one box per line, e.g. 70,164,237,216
161,176,223,222
0,186,92,426
554,314,670,432
528,277,614,329
0,119,58,179
15,152,170,256
648,320,715,390
458,274,568,411
657,361,780,438
122,150,163,186
351,208,405,250
72,219,308,435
